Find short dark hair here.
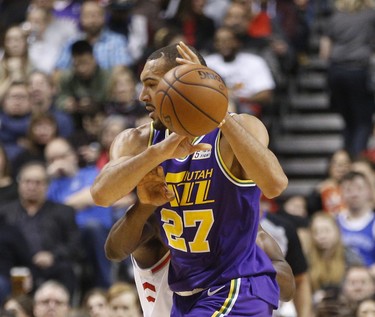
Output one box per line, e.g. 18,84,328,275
147,44,207,72
71,40,93,57
340,170,369,185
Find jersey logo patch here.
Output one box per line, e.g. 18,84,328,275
192,149,211,160
207,285,225,296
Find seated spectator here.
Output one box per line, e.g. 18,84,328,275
340,265,375,316
356,297,375,317
0,216,32,305
308,212,363,306
205,26,275,117
351,157,375,208
0,81,32,160
337,171,375,271
55,40,111,130
165,0,216,53
81,288,110,317
0,142,18,203
307,149,352,215
0,26,34,102
222,1,292,82
27,71,74,139
0,162,83,297
2,294,34,317
12,113,58,178
68,112,106,168
45,138,115,290
54,0,133,72
23,4,77,74
106,0,150,67
107,282,142,317
33,280,71,317
104,66,149,127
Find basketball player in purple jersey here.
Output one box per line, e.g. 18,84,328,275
91,42,288,316
105,171,295,317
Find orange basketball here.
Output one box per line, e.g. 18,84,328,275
155,63,228,137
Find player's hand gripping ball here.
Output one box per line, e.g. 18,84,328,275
155,64,228,137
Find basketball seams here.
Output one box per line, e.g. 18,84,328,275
173,67,228,99
156,64,228,136
158,77,197,137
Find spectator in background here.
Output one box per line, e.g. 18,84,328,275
308,212,363,306
0,81,32,160
319,0,375,159
55,40,111,129
107,282,142,317
0,26,33,102
23,3,78,74
337,171,375,272
340,265,375,316
352,157,375,208
356,298,375,317
28,71,75,139
0,142,18,203
33,280,71,317
222,1,292,83
3,295,34,317
0,162,83,297
0,215,32,306
205,26,275,117
0,1,29,50
45,137,114,290
81,288,110,317
12,113,58,178
55,0,133,72
106,0,150,68
104,66,148,127
165,0,216,53
307,149,351,215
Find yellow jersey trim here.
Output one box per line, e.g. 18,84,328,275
215,130,255,186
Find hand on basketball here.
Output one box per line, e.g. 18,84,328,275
176,41,202,65
157,133,212,160
137,166,175,206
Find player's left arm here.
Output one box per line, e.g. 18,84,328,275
219,113,288,198
257,225,296,302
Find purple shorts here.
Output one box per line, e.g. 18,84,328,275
171,276,279,317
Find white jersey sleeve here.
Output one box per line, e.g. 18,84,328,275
131,252,173,317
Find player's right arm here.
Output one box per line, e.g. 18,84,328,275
91,125,211,207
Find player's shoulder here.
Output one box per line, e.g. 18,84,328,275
111,123,152,158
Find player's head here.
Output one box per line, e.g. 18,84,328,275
139,43,206,130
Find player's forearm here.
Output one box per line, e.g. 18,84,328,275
220,114,288,198
105,202,156,261
273,260,295,302
91,146,166,206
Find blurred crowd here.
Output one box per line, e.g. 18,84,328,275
1,0,375,317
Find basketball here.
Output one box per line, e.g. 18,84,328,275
155,63,228,137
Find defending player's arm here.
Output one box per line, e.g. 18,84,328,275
257,226,296,302
105,166,172,261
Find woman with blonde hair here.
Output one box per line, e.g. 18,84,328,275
0,26,33,102
308,212,363,303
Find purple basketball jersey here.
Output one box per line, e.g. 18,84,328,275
150,126,279,307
